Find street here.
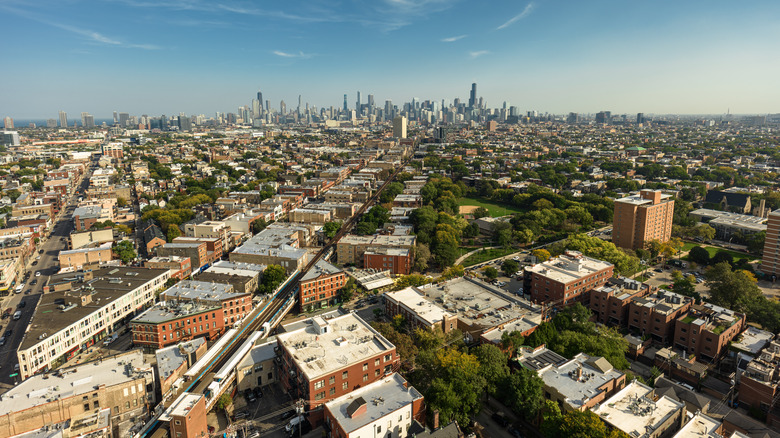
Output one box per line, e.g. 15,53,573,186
0,168,90,391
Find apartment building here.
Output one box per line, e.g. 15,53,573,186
17,267,170,379
160,393,208,438
337,234,416,266
173,236,223,264
628,290,693,344
145,255,193,280
613,190,675,250
0,351,156,438
131,301,225,349
524,250,614,306
761,210,780,278
592,381,686,438
299,260,347,312
162,280,251,326
277,314,400,424
384,287,458,333
183,220,232,252
589,277,650,326
674,303,746,363
155,338,207,395
364,247,413,275
58,241,113,270
157,242,208,271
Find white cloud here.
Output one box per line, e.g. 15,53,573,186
497,2,534,30
441,34,467,42
273,50,312,59
469,50,489,58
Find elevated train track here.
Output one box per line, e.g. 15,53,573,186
140,158,411,437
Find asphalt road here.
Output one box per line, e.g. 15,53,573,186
0,170,89,390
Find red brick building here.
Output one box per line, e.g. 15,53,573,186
674,303,746,363
589,278,650,326
363,247,413,275
738,337,780,420
299,260,347,312
145,256,192,280
162,393,208,438
173,236,223,266
277,314,400,426
524,250,614,307
627,291,692,344
130,302,225,349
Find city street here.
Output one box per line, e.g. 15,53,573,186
0,169,89,390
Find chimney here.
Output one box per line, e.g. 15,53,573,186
432,409,440,430
577,363,583,381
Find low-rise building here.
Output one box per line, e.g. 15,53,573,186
131,301,224,349
299,260,347,312
672,413,723,438
69,227,115,250
0,350,156,438
337,234,416,266
58,241,113,270
589,277,650,326
72,205,112,231
592,380,686,438
524,250,614,307
160,393,208,438
277,313,400,424
145,255,192,280
674,303,746,363
384,287,458,333
157,242,208,271
628,290,693,344
517,346,625,412
18,267,170,379
364,247,413,275
162,280,251,327
738,336,780,416
155,338,207,395
324,373,424,438
236,337,278,392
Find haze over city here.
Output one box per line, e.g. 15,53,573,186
2,0,779,117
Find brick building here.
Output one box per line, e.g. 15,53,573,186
364,247,413,275
761,210,780,278
162,280,252,327
674,303,746,363
590,277,651,326
161,393,208,438
145,255,193,280
131,301,225,349
277,314,400,425
299,260,347,312
628,291,693,344
613,190,675,250
337,234,416,266
738,336,780,420
384,287,458,333
524,250,614,307
157,242,209,271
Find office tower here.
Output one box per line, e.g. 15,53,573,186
297,95,302,117
119,112,129,127
762,211,780,278
343,94,348,113
265,100,270,113
46,119,57,128
393,116,407,139
178,115,192,132
3,117,13,129
257,90,264,112
80,112,88,127
567,112,579,123
613,190,675,250
636,113,645,124
367,94,375,114
58,111,68,128
356,91,361,115
468,83,477,109
384,100,393,121
251,99,260,118
160,114,168,129
0,131,20,146
113,111,118,124
280,100,286,115
83,114,95,128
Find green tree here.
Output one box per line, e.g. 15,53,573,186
705,262,762,311
116,197,128,207
338,278,357,303
323,221,342,239
500,331,525,354
422,349,486,427
473,344,509,396
483,266,499,280
711,250,734,266
748,231,766,254
502,259,520,277
113,240,137,264
472,207,490,219
533,248,551,262
413,243,431,272
259,265,287,294
215,393,232,411
432,230,459,268
251,218,268,234
379,182,405,203
166,224,182,242
497,367,544,422
688,246,710,265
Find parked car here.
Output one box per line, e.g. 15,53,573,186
18,301,25,308
491,412,510,427
35,272,41,277
508,426,523,438
253,387,263,398
280,410,297,421
30,279,37,285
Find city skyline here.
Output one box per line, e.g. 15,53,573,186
1,0,779,117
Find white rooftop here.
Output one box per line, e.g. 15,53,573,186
593,381,685,438
526,250,613,284
535,352,624,410
277,313,395,381
160,393,204,421
385,287,454,327
673,413,722,438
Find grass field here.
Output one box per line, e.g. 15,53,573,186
458,197,523,217
462,247,519,267
681,243,758,263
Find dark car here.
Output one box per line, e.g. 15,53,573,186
245,391,256,403
30,279,37,285
508,426,523,438
18,301,25,308
253,387,263,398
5,329,13,337
31,261,38,266
280,410,296,421
491,412,510,427
653,268,663,273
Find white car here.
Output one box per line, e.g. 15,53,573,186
35,271,41,277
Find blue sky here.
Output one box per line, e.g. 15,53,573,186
1,0,779,118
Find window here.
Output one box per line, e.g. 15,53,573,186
315,391,326,400
330,387,336,395
375,369,381,377
363,363,368,371
363,374,369,382
342,371,348,379
342,382,348,390
125,402,130,409
93,401,99,409
375,358,380,366
314,380,324,390
329,376,335,385
84,403,90,411
384,354,391,362
377,425,382,433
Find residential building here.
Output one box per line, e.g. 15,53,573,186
236,337,278,392
58,241,113,270
738,336,780,419
590,277,650,326
157,242,208,271
337,234,416,266
674,303,746,363
592,381,686,438
162,279,251,326
18,267,170,379
131,301,224,349
73,205,112,231
0,350,156,437
160,393,208,438
364,247,413,275
155,338,207,395
69,227,115,250
762,210,780,278
324,373,424,438
183,220,232,252
384,287,458,333
613,190,675,250
524,250,614,307
145,255,193,280
0,258,19,294
517,346,626,412
628,290,693,344
299,260,347,312
173,236,223,265
672,413,723,438
277,313,400,424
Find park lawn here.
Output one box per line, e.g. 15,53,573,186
458,197,523,217
462,247,519,267
681,244,758,263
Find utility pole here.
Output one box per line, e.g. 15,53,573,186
296,399,304,438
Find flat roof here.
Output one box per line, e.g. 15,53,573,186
133,301,220,324
325,373,422,434
385,287,454,327
277,312,395,381
534,352,624,410
156,338,206,382
160,393,204,421
526,251,613,284
673,413,721,438
346,269,393,291
238,336,278,369
593,381,684,438
162,279,244,303
301,260,344,282
21,267,169,350
615,191,672,206
0,351,152,415
731,326,774,356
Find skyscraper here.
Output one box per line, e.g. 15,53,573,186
59,111,68,128
257,90,263,112
298,95,302,117
384,100,393,121
343,94,348,113
113,111,118,124
468,83,477,109
356,91,361,115
280,100,286,115
393,116,407,139
3,117,13,129
119,112,130,127
251,99,260,118
762,210,780,278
